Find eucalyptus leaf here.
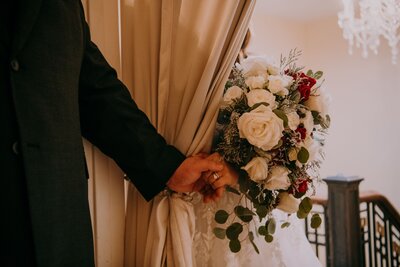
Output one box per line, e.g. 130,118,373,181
266,218,276,235
272,139,283,150
311,214,322,229
226,222,243,240
256,205,268,219
290,91,301,103
273,109,289,128
213,227,226,239
234,206,256,217
229,239,241,253
249,232,260,254
314,71,323,80
250,102,270,111
297,147,310,164
311,110,320,124
297,210,308,219
258,226,267,236
299,197,312,213
265,234,274,243
225,186,241,195
215,210,229,224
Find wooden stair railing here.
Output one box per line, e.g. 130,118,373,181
304,176,400,267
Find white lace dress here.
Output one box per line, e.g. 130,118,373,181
193,192,322,267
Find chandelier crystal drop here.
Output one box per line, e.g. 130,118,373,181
338,0,400,64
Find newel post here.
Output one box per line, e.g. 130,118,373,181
323,176,364,267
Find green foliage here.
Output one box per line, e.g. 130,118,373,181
234,206,255,223
265,234,274,243
215,210,230,224
297,197,313,219
281,222,291,228
226,222,243,240
250,102,270,110
255,205,269,219
266,218,276,235
273,109,289,128
229,239,241,253
258,226,267,236
297,147,310,164
213,227,226,239
225,186,241,195
249,231,260,254
310,214,322,229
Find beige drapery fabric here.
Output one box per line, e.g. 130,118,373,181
121,0,255,266
82,1,126,266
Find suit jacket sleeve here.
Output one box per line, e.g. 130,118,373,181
78,12,185,201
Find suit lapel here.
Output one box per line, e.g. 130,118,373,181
13,0,43,54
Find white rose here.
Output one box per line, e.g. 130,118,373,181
224,86,244,104
276,192,300,214
237,105,284,151
264,166,291,190
286,111,300,131
241,157,269,182
303,136,321,162
246,89,276,109
304,87,330,116
245,75,266,89
241,55,278,77
267,75,292,96
301,110,314,137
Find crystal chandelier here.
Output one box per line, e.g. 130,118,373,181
338,0,400,64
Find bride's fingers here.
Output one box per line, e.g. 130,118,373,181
206,152,223,162
192,152,209,159
211,186,225,201
193,177,207,192
201,184,225,203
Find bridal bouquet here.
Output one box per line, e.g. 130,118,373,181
212,50,330,253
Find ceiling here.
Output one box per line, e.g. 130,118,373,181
253,0,343,21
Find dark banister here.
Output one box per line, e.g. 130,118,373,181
306,179,400,267
323,175,364,267
359,191,400,230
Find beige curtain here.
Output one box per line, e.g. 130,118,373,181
121,0,256,266
82,1,126,266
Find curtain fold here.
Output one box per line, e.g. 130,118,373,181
121,0,256,266
82,1,126,266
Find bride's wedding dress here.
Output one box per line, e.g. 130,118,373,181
193,192,322,267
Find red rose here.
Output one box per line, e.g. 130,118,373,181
291,179,309,198
285,71,316,101
295,126,307,140
297,180,308,194
298,73,316,101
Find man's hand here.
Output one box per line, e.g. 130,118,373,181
166,154,224,193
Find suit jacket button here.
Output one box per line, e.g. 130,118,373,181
12,141,20,155
10,59,20,71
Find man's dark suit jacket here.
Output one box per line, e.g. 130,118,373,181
1,0,185,266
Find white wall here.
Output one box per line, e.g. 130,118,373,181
248,12,400,209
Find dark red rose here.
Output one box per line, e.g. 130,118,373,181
285,71,316,101
291,179,309,198
295,126,307,140
297,180,308,194
297,73,316,101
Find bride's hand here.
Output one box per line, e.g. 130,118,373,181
194,152,239,203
